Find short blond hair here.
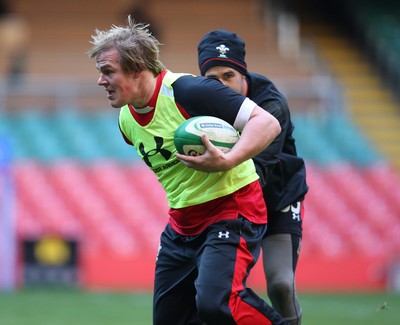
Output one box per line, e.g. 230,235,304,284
88,16,164,75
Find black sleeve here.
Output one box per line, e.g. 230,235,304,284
172,75,248,126
258,98,290,157
252,98,290,187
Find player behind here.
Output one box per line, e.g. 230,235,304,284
198,30,309,325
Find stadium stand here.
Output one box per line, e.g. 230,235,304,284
281,0,400,172
0,111,381,164
5,108,400,290
341,0,400,97
1,0,400,290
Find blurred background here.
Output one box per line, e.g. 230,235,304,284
0,0,400,294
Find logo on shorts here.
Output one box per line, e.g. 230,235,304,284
280,202,301,222
291,202,301,221
218,231,230,239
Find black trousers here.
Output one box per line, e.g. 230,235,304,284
153,216,289,325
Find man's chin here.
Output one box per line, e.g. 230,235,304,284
109,100,122,108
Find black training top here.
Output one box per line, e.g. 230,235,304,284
247,72,309,211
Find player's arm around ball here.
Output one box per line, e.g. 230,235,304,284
176,105,281,172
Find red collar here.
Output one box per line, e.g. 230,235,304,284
128,70,167,126
144,69,167,108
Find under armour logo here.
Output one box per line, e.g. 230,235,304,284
218,231,230,239
291,202,301,221
139,136,172,168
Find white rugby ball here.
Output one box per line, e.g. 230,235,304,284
174,116,239,156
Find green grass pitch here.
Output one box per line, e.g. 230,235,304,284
0,289,399,324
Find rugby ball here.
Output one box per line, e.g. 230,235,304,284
174,116,239,156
